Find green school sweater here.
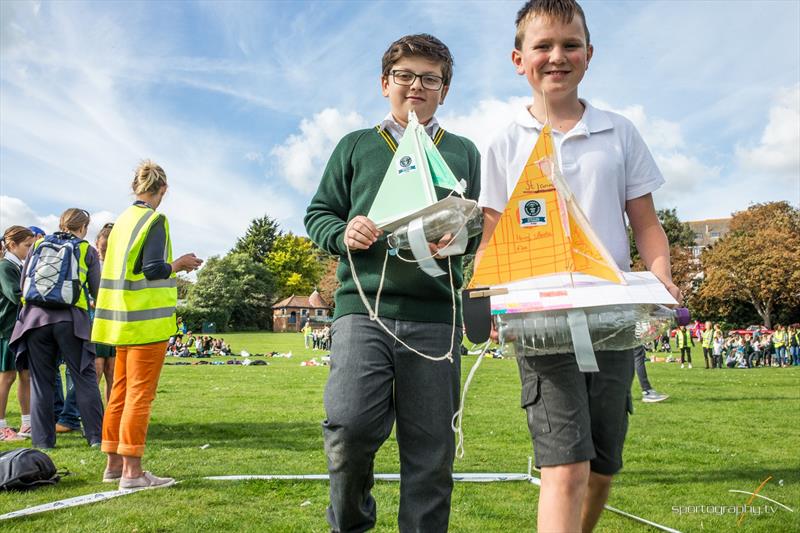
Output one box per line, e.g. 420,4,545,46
0,259,22,338
304,127,481,325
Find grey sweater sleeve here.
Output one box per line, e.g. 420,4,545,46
134,216,173,280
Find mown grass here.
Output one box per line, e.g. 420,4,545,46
1,334,798,532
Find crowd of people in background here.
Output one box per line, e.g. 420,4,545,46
302,322,331,351
648,321,800,369
166,331,232,357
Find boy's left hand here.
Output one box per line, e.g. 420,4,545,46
429,233,453,259
664,282,682,305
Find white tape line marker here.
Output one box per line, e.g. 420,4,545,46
1,488,143,520
205,473,531,483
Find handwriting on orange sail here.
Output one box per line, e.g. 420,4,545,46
470,125,624,288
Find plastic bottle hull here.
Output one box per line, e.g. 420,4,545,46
496,304,688,357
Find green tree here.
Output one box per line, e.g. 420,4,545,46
176,274,193,300
628,207,695,263
627,208,697,305
316,253,340,306
187,253,276,330
231,215,282,264
696,202,800,328
264,233,325,299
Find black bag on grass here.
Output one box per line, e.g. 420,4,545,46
0,448,63,491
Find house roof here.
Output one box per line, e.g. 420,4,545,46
272,290,331,309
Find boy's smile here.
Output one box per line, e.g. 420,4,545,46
382,56,449,128
513,14,592,101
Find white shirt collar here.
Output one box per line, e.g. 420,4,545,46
380,113,440,140
4,252,23,268
514,99,613,135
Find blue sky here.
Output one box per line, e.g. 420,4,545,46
1,0,798,260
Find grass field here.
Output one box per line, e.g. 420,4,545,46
1,332,798,532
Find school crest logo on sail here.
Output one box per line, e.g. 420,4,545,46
519,199,546,227
397,155,417,174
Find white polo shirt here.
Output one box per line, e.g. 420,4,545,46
478,100,665,271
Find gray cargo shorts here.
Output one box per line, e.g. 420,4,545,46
518,349,635,476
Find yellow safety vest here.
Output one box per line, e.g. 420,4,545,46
91,205,177,345
702,329,714,348
677,329,691,348
773,331,787,348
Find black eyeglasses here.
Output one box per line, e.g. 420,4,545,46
390,70,445,91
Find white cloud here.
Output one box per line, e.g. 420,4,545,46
0,2,301,260
735,84,800,184
440,96,529,154
1,196,114,242
271,108,367,193
589,99,721,204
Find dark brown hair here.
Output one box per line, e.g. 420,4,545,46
1,225,34,258
381,34,454,86
515,0,590,50
96,222,114,243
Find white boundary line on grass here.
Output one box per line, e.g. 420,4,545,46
0,487,144,520
204,473,532,483
2,470,682,532
0,481,183,521
207,467,682,532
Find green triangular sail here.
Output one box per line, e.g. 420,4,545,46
368,111,463,228
419,129,464,194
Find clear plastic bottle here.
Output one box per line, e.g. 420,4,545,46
387,205,483,249
496,304,690,356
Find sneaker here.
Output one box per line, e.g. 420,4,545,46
17,424,32,438
119,471,175,490
688,363,693,369
681,363,685,369
102,469,123,483
0,426,24,441
642,389,670,403
55,423,75,433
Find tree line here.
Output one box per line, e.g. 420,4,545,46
177,216,337,332
629,202,799,329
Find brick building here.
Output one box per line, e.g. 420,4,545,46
271,290,333,332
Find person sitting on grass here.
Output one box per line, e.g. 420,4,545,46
219,339,231,355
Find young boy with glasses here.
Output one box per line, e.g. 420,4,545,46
305,34,481,533
477,1,680,531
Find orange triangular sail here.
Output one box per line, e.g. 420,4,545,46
470,125,623,288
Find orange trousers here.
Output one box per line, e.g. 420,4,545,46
101,341,167,458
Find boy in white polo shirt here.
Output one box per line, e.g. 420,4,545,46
477,1,681,531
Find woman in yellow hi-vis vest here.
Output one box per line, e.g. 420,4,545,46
92,160,202,490
676,324,694,369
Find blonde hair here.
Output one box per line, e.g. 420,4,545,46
59,208,91,233
1,225,34,259
132,159,168,195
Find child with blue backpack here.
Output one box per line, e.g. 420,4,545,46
0,225,35,441
10,208,104,449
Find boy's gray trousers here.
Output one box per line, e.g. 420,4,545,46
323,314,461,533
